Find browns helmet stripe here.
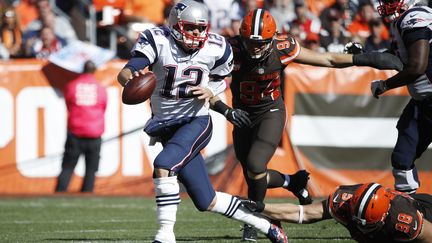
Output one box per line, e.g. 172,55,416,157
356,183,382,221
252,9,264,38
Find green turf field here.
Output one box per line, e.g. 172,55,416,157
0,196,354,242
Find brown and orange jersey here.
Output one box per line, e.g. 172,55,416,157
325,184,425,243
228,34,300,115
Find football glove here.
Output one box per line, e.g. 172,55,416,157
344,41,364,54
239,198,265,213
225,108,252,128
371,80,388,99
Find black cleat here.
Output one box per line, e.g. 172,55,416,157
242,224,257,242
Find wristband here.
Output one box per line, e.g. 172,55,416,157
212,100,230,116
298,205,304,224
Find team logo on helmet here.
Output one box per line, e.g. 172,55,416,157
175,2,188,12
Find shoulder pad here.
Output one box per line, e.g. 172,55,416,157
274,34,301,65
399,7,432,30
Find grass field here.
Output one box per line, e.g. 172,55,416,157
0,196,355,242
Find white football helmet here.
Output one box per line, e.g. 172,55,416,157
377,0,421,22
168,0,209,51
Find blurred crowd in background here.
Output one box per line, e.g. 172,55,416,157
1,0,431,60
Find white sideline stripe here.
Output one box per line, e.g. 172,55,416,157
290,115,398,148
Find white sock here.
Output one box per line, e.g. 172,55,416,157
282,174,290,188
393,168,419,193
153,176,181,243
210,191,271,234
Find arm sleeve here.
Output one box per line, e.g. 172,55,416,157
402,28,432,47
210,38,234,77
131,29,158,63
207,78,227,96
124,54,151,72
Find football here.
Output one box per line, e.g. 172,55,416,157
122,72,157,105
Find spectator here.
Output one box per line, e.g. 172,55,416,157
122,0,166,26
25,0,77,43
1,7,23,58
364,18,390,52
203,0,242,36
269,0,296,32
288,1,322,50
319,0,351,31
24,26,66,58
15,0,38,31
230,0,257,37
347,2,388,44
0,43,10,60
56,60,107,193
320,10,351,53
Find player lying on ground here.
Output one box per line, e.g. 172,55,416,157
241,182,432,242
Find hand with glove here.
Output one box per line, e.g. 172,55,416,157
371,80,388,99
212,100,252,128
224,108,252,128
238,198,265,213
344,41,364,54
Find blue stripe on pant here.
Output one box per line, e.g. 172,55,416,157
154,115,212,172
153,115,216,211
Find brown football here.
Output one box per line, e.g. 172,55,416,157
122,72,157,105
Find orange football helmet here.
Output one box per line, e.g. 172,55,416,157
239,9,277,60
350,183,394,233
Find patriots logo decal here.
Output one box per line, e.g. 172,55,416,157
175,3,188,12
405,18,425,28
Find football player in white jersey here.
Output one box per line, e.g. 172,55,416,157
117,1,287,242
371,0,432,194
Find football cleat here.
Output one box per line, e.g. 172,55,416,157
287,170,313,205
153,229,175,243
242,224,257,242
265,221,288,243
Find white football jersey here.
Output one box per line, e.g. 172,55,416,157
131,26,233,120
391,5,432,100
